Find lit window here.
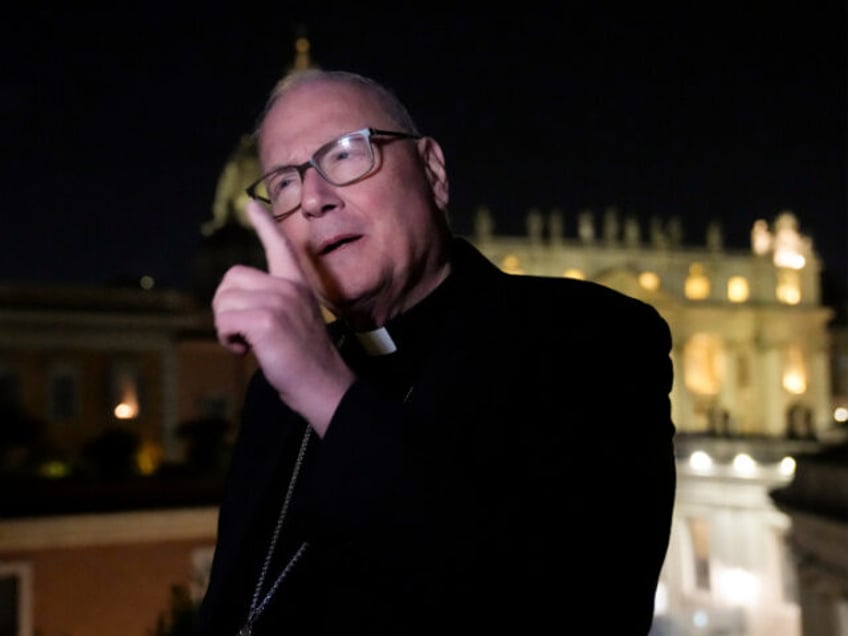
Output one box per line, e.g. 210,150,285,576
639,271,660,291
715,567,760,605
782,347,807,395
501,254,524,274
563,268,585,280
685,263,710,300
684,334,723,396
776,269,801,305
726,276,749,303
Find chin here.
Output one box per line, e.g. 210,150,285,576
319,285,371,315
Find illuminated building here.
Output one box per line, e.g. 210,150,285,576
465,205,846,635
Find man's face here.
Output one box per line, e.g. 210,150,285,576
258,80,450,327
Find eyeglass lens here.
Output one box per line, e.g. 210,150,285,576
261,132,375,213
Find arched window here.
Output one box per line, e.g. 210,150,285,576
684,334,723,396
786,403,814,439
727,276,749,303
776,269,801,305
685,263,710,300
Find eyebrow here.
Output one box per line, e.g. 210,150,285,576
261,130,356,177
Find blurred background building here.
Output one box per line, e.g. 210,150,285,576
3,186,846,635
2,34,847,636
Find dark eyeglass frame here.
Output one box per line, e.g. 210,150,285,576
245,127,421,217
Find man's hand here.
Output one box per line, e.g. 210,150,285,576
212,201,355,436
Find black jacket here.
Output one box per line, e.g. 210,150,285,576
198,237,676,635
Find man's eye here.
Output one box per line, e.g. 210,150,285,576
328,150,351,163
270,175,296,197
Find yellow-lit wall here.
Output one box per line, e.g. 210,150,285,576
0,510,217,636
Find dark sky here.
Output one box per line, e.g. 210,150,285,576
4,4,847,292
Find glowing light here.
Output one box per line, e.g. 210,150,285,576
639,271,660,291
779,456,796,477
689,450,713,473
834,407,848,423
726,276,749,302
140,275,155,290
501,254,524,274
113,368,140,419
732,453,757,476
782,347,807,395
716,567,760,605
692,610,709,629
782,370,807,395
654,581,668,615
774,251,806,269
777,285,802,305
114,402,138,419
38,460,70,478
563,268,585,280
295,36,310,53
773,211,807,270
136,442,163,475
751,219,771,255
685,263,710,300
776,269,802,305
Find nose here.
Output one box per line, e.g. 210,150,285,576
299,166,341,218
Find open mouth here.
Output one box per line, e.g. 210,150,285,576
320,236,359,256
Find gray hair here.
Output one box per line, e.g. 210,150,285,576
253,69,421,140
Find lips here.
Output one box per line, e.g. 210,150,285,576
317,234,361,256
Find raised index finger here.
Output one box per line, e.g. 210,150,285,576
245,200,306,282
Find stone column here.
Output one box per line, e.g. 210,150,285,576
758,347,784,436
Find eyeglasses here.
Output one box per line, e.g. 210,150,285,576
246,127,421,220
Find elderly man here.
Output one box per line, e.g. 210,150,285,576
199,68,676,635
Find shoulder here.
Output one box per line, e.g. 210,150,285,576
447,237,670,349
516,271,659,314
451,237,661,321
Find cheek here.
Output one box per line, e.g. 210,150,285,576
278,216,309,247
278,223,313,268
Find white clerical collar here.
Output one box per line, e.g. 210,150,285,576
355,326,398,356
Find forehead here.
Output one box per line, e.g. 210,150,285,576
259,81,391,163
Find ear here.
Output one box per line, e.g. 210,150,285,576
417,137,450,211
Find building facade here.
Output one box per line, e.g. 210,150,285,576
0,284,249,636
463,204,844,636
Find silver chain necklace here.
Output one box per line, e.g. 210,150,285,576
237,332,414,635
238,424,312,636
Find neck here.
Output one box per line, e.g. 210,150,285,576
336,259,452,331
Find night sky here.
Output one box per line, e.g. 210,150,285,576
4,4,846,292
